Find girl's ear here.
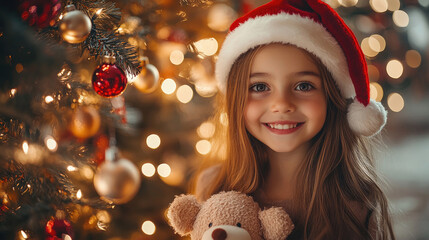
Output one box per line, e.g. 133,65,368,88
259,207,294,240
167,194,201,236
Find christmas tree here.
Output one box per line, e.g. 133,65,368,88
0,0,427,239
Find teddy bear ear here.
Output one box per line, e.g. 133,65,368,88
259,207,294,240
167,194,201,236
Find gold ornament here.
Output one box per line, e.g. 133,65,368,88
68,106,101,139
94,157,140,204
132,58,160,94
59,5,92,44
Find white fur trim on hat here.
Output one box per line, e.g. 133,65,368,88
215,12,355,99
347,98,387,136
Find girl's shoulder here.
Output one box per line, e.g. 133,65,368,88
195,164,222,201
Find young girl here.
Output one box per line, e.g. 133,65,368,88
193,0,395,239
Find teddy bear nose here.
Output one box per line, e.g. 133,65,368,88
212,228,227,240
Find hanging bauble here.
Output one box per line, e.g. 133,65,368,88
18,0,62,28
132,58,160,94
92,55,128,98
59,4,92,44
68,106,101,139
45,219,74,240
94,148,140,204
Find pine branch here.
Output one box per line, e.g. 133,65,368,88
179,0,214,7
75,0,122,30
85,27,141,77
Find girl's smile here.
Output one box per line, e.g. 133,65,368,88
263,121,304,134
244,44,327,153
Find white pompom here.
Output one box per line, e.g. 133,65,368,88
347,98,387,137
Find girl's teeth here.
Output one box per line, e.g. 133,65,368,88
268,123,298,130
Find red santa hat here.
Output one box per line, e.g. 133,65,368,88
215,0,387,137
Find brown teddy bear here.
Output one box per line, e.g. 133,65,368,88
167,191,294,240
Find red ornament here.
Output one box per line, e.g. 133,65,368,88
18,0,62,28
92,56,127,98
45,219,73,240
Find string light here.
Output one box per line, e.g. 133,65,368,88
141,220,156,235
96,9,103,15
157,163,171,178
10,88,17,97
176,85,193,103
22,141,29,154
67,165,78,171
161,78,176,95
146,134,161,149
387,93,404,112
141,163,156,177
19,230,28,239
196,140,211,155
77,189,82,200
45,136,58,151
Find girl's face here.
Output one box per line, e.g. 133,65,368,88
244,44,327,153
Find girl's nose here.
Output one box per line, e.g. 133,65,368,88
270,93,295,113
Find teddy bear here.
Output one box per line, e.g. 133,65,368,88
167,191,294,240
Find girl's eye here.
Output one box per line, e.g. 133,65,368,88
295,82,314,92
250,83,269,92
208,222,213,228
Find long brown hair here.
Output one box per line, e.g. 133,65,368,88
193,44,395,240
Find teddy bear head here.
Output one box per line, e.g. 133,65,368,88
167,191,294,240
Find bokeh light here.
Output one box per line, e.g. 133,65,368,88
387,0,400,11
196,140,211,155
170,50,184,65
161,78,177,95
386,60,403,79
405,50,422,68
370,82,384,102
361,37,378,57
207,3,237,32
157,163,171,178
197,121,216,139
387,93,405,112
146,134,161,149
370,0,388,13
393,10,409,27
176,85,193,103
141,163,156,177
193,38,218,56
367,64,380,82
338,0,358,7
141,220,156,235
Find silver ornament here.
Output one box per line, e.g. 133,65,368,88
94,158,141,204
59,5,92,44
